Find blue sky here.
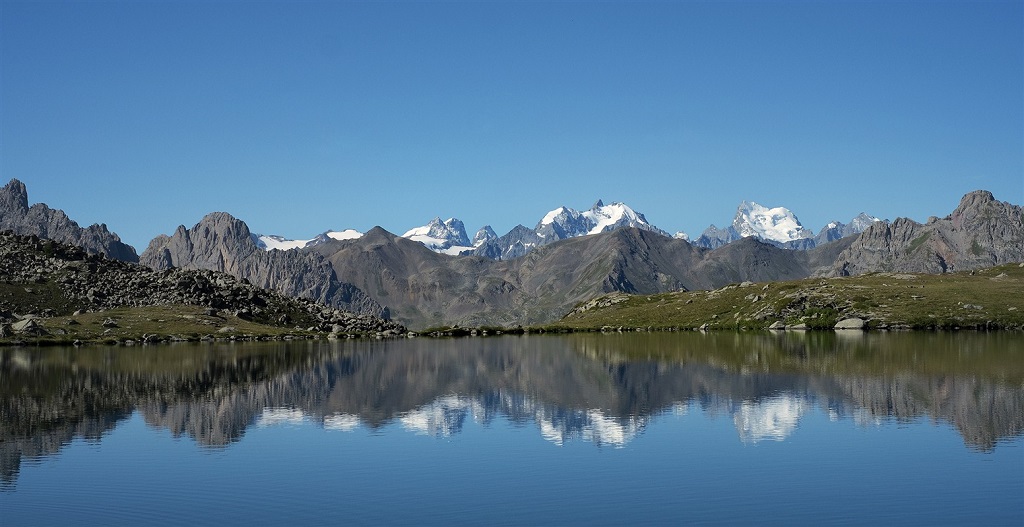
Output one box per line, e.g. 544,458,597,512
2,1,1021,250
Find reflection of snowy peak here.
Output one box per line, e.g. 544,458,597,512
733,394,807,443
253,229,363,251
401,217,473,256
262,392,648,447
399,395,477,437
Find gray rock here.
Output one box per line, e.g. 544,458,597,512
834,318,866,330
768,321,786,330
11,318,37,332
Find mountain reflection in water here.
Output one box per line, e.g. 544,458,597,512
2,331,1022,487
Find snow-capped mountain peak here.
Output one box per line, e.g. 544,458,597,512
732,201,813,243
472,225,498,246
402,217,473,255
848,212,882,232
535,200,668,240
582,201,652,235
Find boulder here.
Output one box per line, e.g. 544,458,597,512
768,321,786,330
834,317,866,330
11,318,38,333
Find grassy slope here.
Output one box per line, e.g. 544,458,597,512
554,263,1024,331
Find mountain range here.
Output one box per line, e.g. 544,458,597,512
2,178,1021,329
250,198,882,259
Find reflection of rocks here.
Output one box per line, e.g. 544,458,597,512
2,333,1023,487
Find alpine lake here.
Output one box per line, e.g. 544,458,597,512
2,331,1022,526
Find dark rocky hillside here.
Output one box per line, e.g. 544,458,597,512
0,179,138,262
0,231,405,340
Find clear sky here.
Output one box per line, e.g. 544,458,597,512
2,1,1021,250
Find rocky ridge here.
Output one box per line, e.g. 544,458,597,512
0,179,138,262
831,191,1024,275
141,212,387,318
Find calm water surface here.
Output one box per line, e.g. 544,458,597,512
2,332,1022,525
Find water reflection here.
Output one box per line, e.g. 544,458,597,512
2,332,1022,487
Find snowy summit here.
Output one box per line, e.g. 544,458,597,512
732,201,813,243
253,229,363,251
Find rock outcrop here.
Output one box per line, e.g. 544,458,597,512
0,179,138,262
830,191,1024,275
140,212,386,318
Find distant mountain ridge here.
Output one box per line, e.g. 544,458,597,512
251,198,878,258
695,201,883,250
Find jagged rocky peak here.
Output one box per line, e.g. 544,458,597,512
0,178,139,262
402,217,472,254
0,178,29,212
951,190,1004,225
472,225,497,245
140,211,258,271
